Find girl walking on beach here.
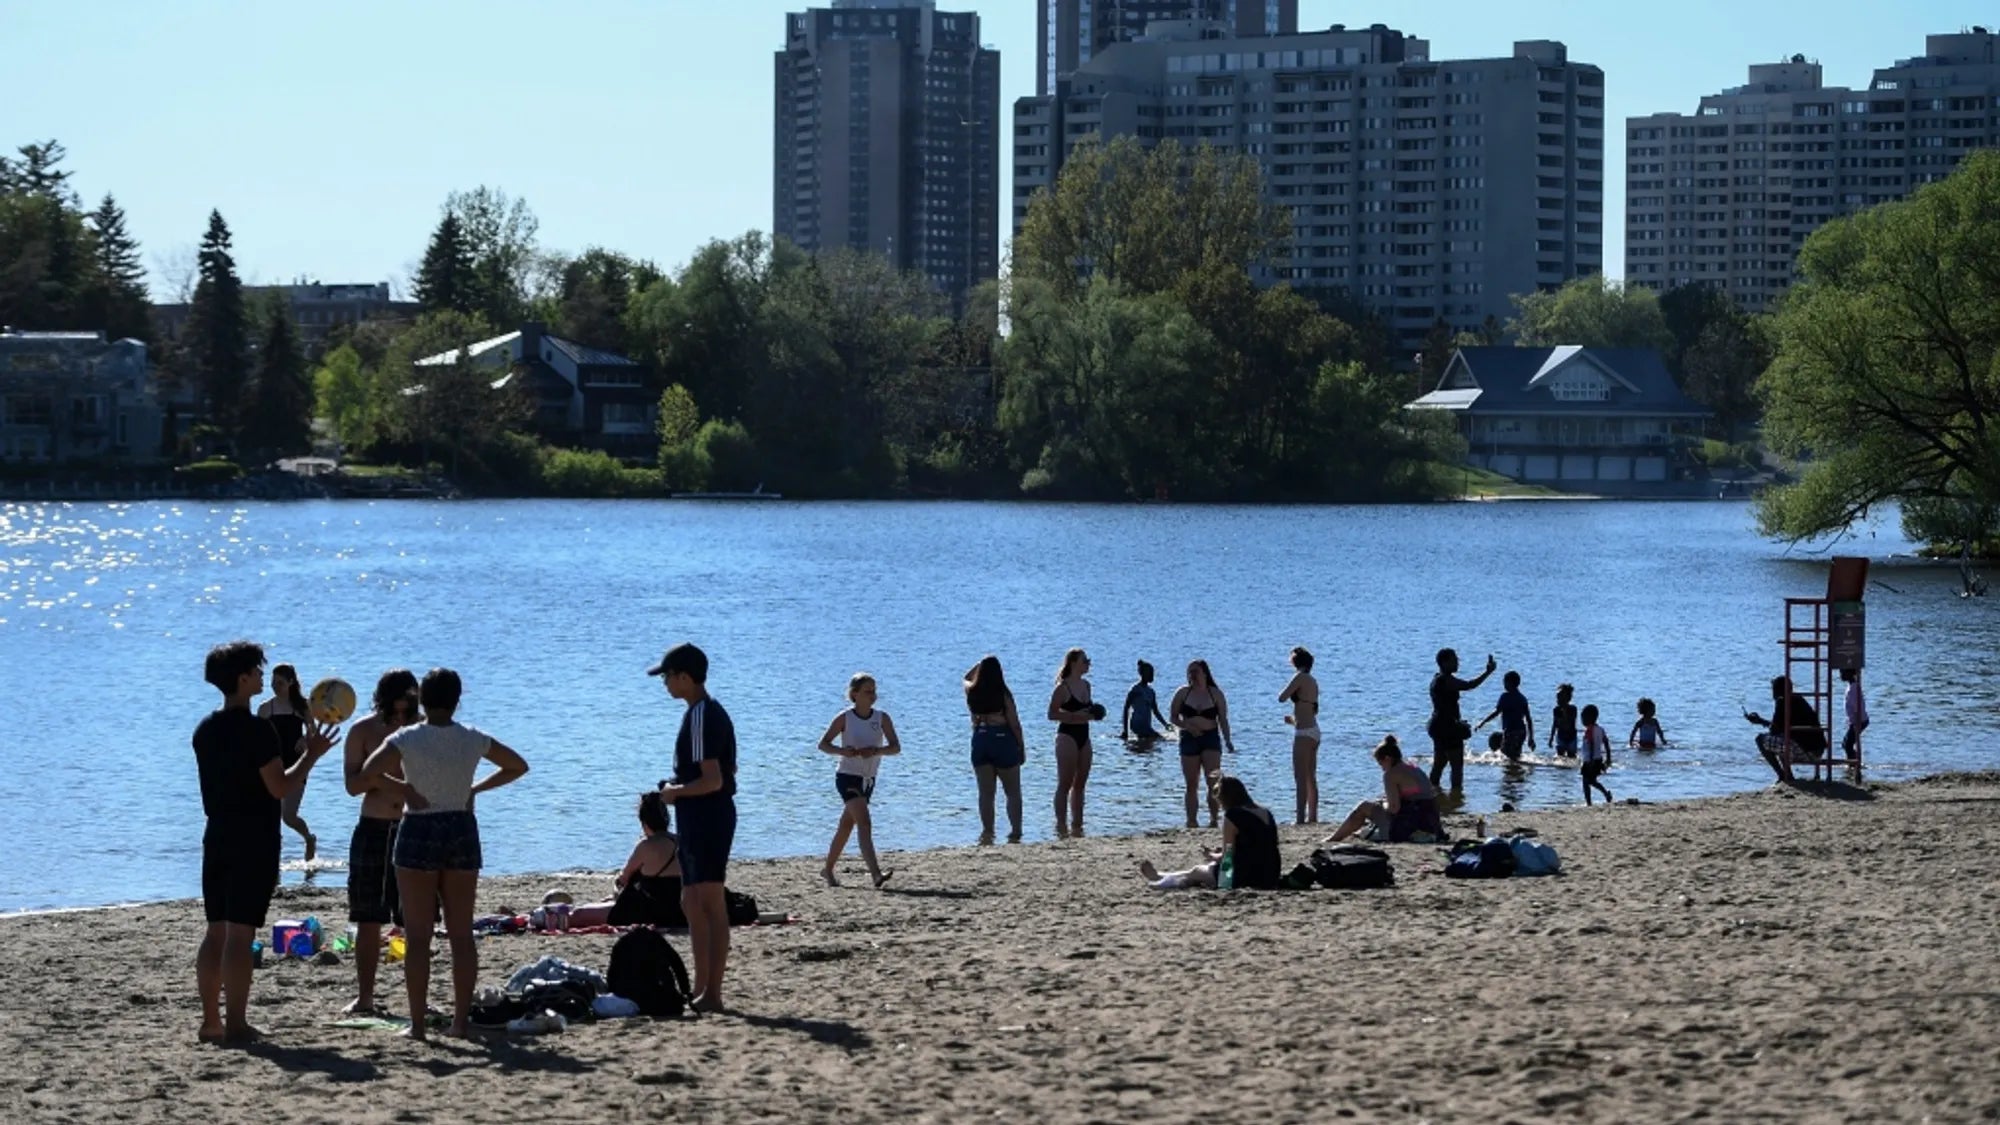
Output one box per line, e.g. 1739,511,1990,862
1049,649,1102,838
258,663,317,861
817,673,900,888
359,668,529,1040
966,656,1027,845
1170,660,1234,828
1279,647,1321,824
1580,705,1614,805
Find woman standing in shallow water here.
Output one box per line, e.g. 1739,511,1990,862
1170,660,1234,829
965,656,1027,845
258,663,318,862
1048,648,1101,838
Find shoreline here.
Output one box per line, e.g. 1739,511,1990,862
4,772,1998,1122
0,772,1952,922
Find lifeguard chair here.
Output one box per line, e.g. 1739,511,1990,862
1781,557,1867,781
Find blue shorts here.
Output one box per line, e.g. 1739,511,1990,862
393,811,482,872
970,725,1024,771
677,797,736,886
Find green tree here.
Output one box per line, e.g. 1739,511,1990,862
1659,284,1765,438
378,311,529,473
81,194,151,341
185,210,251,437
552,247,661,355
414,212,477,316
312,344,377,451
442,186,539,328
1508,276,1673,351
1756,150,2000,542
247,299,313,456
1013,136,1290,301
629,232,807,426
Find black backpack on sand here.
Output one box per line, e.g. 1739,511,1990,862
1311,845,1395,890
606,928,693,1018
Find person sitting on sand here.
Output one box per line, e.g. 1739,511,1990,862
1745,675,1828,783
566,791,684,928
1324,735,1443,844
1138,777,1281,890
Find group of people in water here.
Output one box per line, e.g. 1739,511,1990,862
191,635,1867,1044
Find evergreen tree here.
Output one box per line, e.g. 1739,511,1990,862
84,194,151,341
185,210,250,438
248,299,312,456
415,212,477,315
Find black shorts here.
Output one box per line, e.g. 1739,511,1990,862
347,816,403,925
835,772,875,803
1582,761,1608,783
1179,729,1222,757
1501,732,1526,761
202,821,279,927
677,797,737,886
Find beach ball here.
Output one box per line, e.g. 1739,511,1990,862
309,677,357,725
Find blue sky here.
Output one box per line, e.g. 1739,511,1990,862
3,0,1991,297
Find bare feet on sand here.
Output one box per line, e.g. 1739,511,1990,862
690,993,727,1015
1138,860,1161,881
821,868,839,887
873,869,894,889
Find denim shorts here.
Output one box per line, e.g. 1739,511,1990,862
970,725,1024,770
392,811,482,872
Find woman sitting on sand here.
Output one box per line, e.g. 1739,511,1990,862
1139,777,1282,890
565,791,684,929
1324,735,1444,844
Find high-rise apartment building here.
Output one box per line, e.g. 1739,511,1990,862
1014,23,1605,350
1037,0,1299,96
775,0,1001,304
1626,29,2000,310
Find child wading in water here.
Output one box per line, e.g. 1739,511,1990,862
1550,683,1579,759
1629,698,1670,750
817,673,900,888
1580,704,1615,805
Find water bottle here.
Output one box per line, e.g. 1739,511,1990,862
1475,815,1486,839
1218,851,1235,890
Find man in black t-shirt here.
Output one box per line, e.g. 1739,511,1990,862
193,641,335,1044
652,642,738,1014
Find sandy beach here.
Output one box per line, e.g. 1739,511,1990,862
4,774,1997,1124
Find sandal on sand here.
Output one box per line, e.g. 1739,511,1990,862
873,870,894,890
342,998,388,1017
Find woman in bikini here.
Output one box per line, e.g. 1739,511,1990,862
1048,648,1101,839
568,791,684,928
1170,660,1234,829
1279,647,1321,825
965,656,1027,845
1324,735,1443,844
258,663,317,861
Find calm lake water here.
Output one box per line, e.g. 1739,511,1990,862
2,498,1994,911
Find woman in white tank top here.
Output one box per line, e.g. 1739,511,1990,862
815,673,901,889
357,668,528,1041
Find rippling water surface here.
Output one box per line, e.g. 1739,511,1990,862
1,498,1992,910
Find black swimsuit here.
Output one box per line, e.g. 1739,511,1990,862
1057,685,1092,746
269,710,307,768
606,844,684,927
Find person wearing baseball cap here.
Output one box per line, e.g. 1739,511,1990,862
649,642,736,1014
